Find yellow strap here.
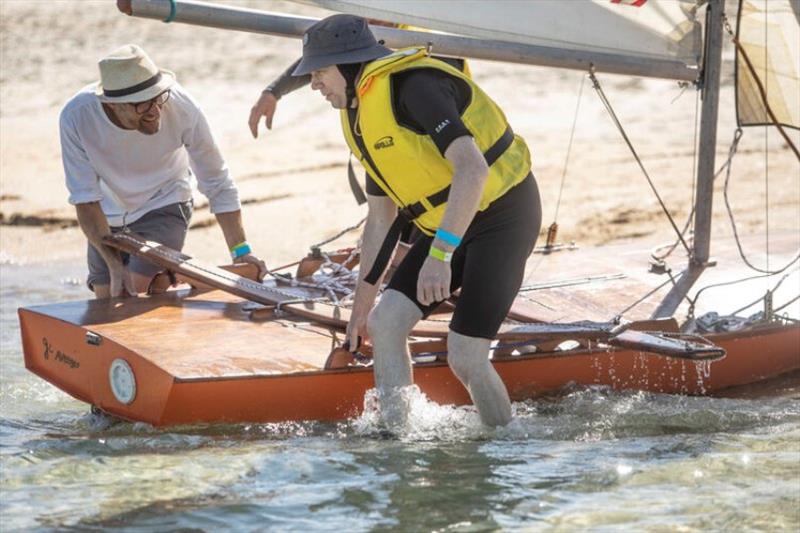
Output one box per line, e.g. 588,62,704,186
419,197,435,213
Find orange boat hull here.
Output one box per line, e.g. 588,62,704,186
19,301,800,426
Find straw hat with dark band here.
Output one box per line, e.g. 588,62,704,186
95,44,175,103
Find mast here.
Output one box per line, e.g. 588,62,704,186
118,0,698,82
652,0,725,319
692,0,725,267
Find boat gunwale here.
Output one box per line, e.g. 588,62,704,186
167,321,800,383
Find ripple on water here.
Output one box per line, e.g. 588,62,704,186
1,262,799,531
0,383,797,531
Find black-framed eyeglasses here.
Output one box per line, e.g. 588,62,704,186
132,90,171,114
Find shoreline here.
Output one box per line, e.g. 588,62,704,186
1,0,798,272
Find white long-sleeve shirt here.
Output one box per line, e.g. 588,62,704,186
60,82,240,227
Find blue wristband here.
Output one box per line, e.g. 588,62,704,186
231,242,252,260
435,228,461,247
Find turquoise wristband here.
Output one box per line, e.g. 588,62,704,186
435,228,461,247
231,242,252,260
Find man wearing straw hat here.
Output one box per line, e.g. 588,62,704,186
293,15,542,428
60,44,266,298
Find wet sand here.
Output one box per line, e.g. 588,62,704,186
1,0,798,272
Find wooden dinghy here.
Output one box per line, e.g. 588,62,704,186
18,233,799,426
19,0,797,427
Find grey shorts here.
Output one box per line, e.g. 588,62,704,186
87,201,193,290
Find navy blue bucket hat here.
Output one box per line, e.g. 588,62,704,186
292,14,392,76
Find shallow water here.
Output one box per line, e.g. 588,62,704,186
1,261,799,532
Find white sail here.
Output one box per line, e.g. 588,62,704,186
300,0,702,65
736,0,800,130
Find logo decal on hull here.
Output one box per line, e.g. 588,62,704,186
42,337,80,369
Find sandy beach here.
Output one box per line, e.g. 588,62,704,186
1,0,798,274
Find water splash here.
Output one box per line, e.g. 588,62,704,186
350,386,487,442
694,360,714,394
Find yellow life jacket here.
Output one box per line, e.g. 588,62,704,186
340,47,531,235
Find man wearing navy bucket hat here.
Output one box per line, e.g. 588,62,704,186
294,15,542,427
60,44,266,298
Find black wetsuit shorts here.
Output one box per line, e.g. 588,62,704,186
386,173,542,339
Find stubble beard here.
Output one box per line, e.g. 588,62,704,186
138,119,160,135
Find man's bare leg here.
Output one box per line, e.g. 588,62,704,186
92,284,111,299
367,289,422,427
447,330,512,427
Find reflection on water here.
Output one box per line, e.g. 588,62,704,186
1,262,799,531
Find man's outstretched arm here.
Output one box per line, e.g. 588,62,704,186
248,58,309,138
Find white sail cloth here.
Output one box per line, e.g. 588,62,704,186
736,0,800,130
300,0,702,66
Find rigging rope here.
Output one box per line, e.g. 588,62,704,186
687,268,793,319
310,217,366,252
589,69,693,257
774,294,800,315
728,267,799,316
613,273,679,319
722,128,800,275
553,74,586,223
764,2,770,276
650,87,702,265
690,87,700,239
314,248,360,304
723,15,800,160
